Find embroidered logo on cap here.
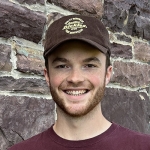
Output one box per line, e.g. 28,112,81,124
62,17,87,34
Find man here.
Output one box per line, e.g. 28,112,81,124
9,15,150,150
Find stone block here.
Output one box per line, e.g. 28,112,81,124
13,42,45,75
47,12,64,27
111,61,150,88
48,0,103,18
0,127,23,150
134,16,150,41
111,0,150,19
0,76,49,94
103,1,127,32
134,42,150,63
16,54,45,75
0,1,46,43
138,87,150,98
16,0,44,5
0,96,55,148
110,43,132,59
102,88,150,134
0,44,12,72
116,34,132,43
103,0,150,41
0,129,9,150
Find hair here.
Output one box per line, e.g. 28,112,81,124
45,57,48,70
106,53,111,70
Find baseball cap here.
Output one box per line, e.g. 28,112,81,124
44,15,111,58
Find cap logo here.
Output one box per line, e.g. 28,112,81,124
62,17,87,34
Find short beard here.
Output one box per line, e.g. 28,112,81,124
49,82,106,118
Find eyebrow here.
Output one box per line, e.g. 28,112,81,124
52,56,101,64
82,57,101,64
52,57,69,64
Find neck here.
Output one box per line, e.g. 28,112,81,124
53,104,111,140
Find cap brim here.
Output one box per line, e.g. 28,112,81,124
44,38,109,57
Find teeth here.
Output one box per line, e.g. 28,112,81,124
66,90,86,96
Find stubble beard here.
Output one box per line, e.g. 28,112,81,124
49,81,106,118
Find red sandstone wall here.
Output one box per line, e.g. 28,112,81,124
0,0,150,149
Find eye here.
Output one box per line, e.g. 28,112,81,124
56,65,70,69
84,64,97,68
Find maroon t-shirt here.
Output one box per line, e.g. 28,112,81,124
8,123,150,150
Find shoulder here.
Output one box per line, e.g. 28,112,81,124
117,124,150,137
8,128,50,150
113,123,150,146
8,134,41,150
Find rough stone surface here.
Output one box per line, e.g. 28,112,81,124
0,44,12,72
16,0,45,5
0,0,150,149
134,15,150,40
0,96,55,149
111,61,150,87
116,34,132,43
146,87,150,96
110,43,132,59
134,42,150,63
103,0,150,41
0,127,23,150
41,12,65,46
48,0,103,18
102,1,127,32
111,0,150,19
47,12,64,27
13,42,45,75
138,87,150,99
0,1,46,43
16,54,45,75
102,88,150,134
0,129,9,150
0,76,49,94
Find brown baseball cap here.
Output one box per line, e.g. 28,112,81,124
44,15,111,58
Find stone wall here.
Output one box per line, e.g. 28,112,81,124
0,0,150,149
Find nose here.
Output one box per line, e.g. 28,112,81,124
66,68,85,84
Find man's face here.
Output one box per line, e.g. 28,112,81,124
44,41,112,117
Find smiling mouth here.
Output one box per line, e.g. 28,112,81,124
64,90,89,96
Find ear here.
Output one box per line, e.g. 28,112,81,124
105,66,112,86
44,68,50,86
